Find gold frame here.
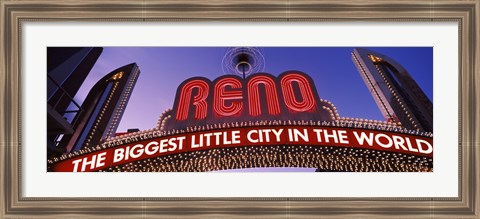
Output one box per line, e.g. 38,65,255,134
1,0,478,218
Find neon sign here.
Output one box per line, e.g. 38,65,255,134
48,70,433,172
168,71,335,130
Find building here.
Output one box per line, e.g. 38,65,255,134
352,48,433,132
56,63,141,153
47,47,103,156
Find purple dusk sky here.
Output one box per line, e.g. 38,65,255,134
71,47,433,133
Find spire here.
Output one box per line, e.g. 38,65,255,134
221,47,265,79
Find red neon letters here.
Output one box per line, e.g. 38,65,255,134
174,72,318,121
213,77,243,117
175,80,209,120
281,73,316,112
247,75,281,116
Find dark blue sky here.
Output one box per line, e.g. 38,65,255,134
73,47,433,132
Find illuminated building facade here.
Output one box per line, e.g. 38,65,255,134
48,47,433,172
56,63,140,153
352,48,433,132
47,47,103,156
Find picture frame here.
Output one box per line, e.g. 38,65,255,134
1,0,478,218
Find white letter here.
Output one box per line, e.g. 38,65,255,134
213,132,222,145
353,131,374,146
392,135,408,151
96,152,107,168
262,129,272,142
405,137,419,152
203,133,213,146
271,129,283,142
176,136,186,150
375,133,393,149
145,141,159,155
191,135,200,148
168,138,178,151
293,129,309,142
231,130,241,144
71,159,82,172
113,148,125,163
130,144,144,159
321,129,337,143
416,139,433,154
247,130,259,143
81,156,96,172
159,139,168,153
338,130,349,144
313,129,324,142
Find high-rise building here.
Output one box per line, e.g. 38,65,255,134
47,47,103,115
57,63,141,152
352,48,433,132
47,47,103,156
